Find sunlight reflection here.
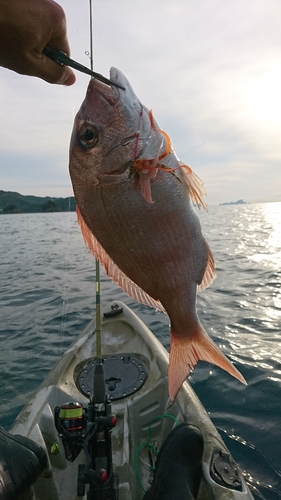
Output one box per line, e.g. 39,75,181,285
242,203,281,268
269,377,281,383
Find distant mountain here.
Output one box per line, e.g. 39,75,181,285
0,190,76,214
219,199,246,206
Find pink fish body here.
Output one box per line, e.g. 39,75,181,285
69,68,246,400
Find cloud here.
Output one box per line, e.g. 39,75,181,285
0,0,280,204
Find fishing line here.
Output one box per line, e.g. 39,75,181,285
59,197,73,336
89,0,94,72
54,0,97,410
217,426,281,498
56,197,75,396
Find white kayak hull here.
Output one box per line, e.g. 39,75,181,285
11,300,254,499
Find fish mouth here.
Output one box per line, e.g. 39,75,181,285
86,68,129,106
110,67,127,89
88,68,139,108
83,67,126,97
84,68,152,160
87,75,119,105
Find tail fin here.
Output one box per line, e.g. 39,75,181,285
168,324,246,401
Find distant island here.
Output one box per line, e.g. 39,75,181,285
0,190,76,214
219,199,246,206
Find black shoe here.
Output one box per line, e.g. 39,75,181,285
143,423,204,500
0,426,48,500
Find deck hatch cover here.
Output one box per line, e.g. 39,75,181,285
210,451,242,490
76,354,147,400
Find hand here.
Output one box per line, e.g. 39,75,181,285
0,0,76,85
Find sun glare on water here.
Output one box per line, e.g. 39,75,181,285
236,203,281,270
260,203,281,263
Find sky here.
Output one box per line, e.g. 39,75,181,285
0,0,280,205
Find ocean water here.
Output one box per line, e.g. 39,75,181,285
0,202,281,499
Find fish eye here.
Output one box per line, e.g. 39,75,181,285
79,123,99,148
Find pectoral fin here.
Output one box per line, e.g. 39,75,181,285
139,169,157,203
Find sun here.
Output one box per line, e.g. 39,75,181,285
242,61,281,128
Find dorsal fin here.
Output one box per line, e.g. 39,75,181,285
76,207,166,312
179,162,207,211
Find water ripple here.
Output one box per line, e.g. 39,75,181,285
0,205,281,498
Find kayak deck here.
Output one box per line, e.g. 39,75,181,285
11,301,254,499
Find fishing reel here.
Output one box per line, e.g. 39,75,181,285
54,401,117,461
54,401,87,462
54,400,117,497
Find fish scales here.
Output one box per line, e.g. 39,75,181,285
69,68,246,400
86,174,203,296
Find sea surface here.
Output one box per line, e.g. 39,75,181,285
0,202,281,499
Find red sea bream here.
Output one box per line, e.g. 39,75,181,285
69,68,246,400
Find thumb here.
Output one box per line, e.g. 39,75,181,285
34,50,76,85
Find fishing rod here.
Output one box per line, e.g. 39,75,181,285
88,0,102,362
42,0,124,90
88,0,105,402
54,4,117,499
85,2,117,496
